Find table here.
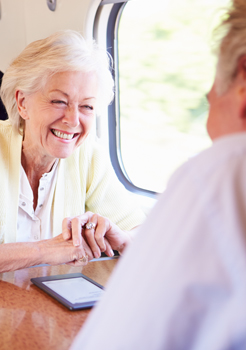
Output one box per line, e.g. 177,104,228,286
0,259,118,350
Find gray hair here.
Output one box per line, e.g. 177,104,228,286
215,0,246,95
0,30,114,134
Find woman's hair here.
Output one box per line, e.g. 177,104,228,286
215,0,246,95
0,30,114,134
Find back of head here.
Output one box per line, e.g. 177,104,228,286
1,30,114,134
215,0,246,94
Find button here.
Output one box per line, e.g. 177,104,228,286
39,204,43,208
34,235,39,240
40,187,44,191
21,202,26,206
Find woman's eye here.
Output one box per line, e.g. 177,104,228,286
51,100,66,105
79,104,94,111
83,105,93,110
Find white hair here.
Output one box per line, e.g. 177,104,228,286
0,30,114,134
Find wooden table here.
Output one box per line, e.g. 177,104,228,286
0,259,118,350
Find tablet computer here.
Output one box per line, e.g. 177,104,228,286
31,273,104,310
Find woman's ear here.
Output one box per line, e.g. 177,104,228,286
15,90,29,120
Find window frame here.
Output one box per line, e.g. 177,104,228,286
103,2,157,199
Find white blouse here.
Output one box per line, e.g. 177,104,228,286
17,160,58,242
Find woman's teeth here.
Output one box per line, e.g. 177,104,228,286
52,129,74,140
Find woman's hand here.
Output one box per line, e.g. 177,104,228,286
0,234,89,273
38,233,92,266
62,212,132,259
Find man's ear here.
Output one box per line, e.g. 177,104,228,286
15,90,29,120
237,55,246,81
235,56,246,121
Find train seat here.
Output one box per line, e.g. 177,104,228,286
0,71,8,121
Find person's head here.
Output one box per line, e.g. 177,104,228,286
207,0,246,140
0,30,114,135
17,70,99,162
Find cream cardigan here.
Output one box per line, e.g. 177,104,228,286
0,120,145,244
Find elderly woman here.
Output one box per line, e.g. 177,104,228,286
0,30,145,273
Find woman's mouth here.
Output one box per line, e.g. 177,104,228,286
51,129,77,140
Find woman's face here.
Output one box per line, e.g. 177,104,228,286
17,70,98,162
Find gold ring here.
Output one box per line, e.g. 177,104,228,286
79,255,88,263
85,222,96,230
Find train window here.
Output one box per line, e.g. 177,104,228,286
111,0,228,194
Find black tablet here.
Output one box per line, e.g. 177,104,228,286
31,273,104,310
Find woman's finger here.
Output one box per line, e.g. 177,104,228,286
71,216,83,247
94,215,111,251
103,237,115,258
62,217,72,241
63,212,94,247
83,214,102,259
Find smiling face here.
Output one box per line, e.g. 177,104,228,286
17,70,98,165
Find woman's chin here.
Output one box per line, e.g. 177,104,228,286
49,146,75,160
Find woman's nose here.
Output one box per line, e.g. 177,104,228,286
62,106,80,128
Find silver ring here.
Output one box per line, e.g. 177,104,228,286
85,222,96,230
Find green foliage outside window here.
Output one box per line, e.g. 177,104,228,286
118,0,229,193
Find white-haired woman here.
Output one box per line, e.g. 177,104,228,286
0,30,145,273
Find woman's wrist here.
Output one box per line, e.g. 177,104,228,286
0,242,42,273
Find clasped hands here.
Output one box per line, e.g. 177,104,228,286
61,211,131,266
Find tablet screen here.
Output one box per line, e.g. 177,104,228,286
31,273,104,310
43,277,104,304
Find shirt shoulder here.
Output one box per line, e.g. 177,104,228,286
167,133,246,191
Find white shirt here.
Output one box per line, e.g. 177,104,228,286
71,132,246,350
17,160,58,242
